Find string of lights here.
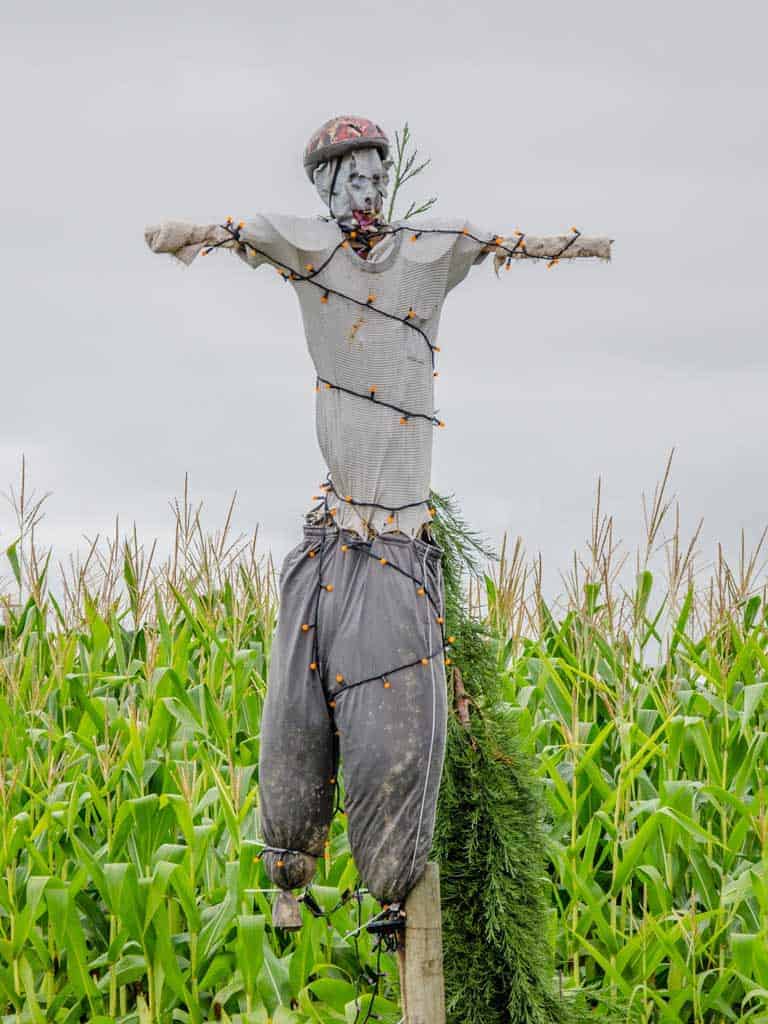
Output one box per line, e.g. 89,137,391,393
202,215,495,847
203,220,586,375
214,214,571,967
317,475,438,516
314,376,445,427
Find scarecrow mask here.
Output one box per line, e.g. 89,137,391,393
313,148,391,229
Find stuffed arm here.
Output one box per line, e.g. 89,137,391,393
444,221,612,292
144,215,299,270
489,230,612,275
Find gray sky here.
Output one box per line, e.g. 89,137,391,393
1,0,766,591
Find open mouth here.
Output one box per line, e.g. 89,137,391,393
353,209,378,230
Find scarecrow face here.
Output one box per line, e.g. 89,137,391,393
313,148,391,228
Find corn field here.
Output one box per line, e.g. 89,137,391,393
1,459,767,1023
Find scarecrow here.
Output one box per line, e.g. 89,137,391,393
145,115,611,932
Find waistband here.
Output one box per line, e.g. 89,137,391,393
302,524,444,567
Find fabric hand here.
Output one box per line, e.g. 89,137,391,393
144,221,232,265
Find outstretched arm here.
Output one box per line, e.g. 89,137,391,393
445,220,612,293
144,215,299,269
488,230,612,274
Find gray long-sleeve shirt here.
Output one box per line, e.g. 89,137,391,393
146,214,491,538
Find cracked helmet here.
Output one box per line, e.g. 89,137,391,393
303,115,390,181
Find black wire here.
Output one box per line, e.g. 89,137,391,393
362,942,384,1024
213,222,586,385
327,644,446,702
342,535,444,620
324,475,433,515
216,223,437,366
295,879,387,1024
315,377,443,428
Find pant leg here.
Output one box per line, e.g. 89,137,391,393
259,535,336,890
327,533,447,904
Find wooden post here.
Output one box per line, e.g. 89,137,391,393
398,863,446,1024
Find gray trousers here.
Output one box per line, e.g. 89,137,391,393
258,524,447,904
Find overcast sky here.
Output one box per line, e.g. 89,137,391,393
1,0,766,594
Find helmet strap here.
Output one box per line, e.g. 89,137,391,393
327,157,342,220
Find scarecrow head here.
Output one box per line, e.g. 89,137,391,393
304,116,392,230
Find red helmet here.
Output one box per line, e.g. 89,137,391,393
303,115,390,181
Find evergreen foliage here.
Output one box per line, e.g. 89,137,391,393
429,491,570,1024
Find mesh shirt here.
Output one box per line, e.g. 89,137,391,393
236,215,492,538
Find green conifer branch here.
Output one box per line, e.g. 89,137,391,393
429,491,616,1023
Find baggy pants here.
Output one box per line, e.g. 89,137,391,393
258,524,447,904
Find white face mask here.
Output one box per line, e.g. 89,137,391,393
313,148,392,228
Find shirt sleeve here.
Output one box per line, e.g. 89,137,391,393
235,214,301,272
445,220,495,294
